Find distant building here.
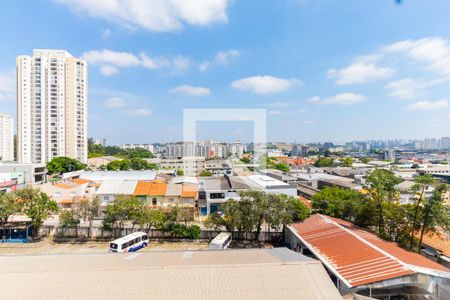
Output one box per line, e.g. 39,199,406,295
382,148,395,161
17,49,88,164
0,171,24,193
0,163,46,185
119,143,154,153
0,113,14,162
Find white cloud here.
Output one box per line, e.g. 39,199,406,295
231,75,301,94
215,49,239,65
384,37,450,75
55,0,230,32
307,93,365,105
405,99,448,110
0,70,15,101
99,65,119,76
82,49,190,75
101,28,112,39
327,56,394,85
169,84,210,96
198,49,239,72
303,120,317,125
198,61,212,72
127,108,153,116
105,97,126,108
385,77,447,100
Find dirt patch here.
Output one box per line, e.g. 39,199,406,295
0,239,208,256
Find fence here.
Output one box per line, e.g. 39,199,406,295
42,225,283,242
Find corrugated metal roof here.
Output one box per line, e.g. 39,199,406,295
96,180,138,195
165,183,182,196
290,214,450,288
0,248,341,300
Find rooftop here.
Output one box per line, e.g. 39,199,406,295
134,181,167,196
80,170,156,181
289,214,449,288
0,248,341,300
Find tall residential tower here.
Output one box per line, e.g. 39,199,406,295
0,113,14,162
17,49,88,164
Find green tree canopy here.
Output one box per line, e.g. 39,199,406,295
274,163,290,173
47,157,87,174
199,170,213,177
16,188,59,238
339,157,353,167
364,169,403,235
0,192,21,228
314,157,334,167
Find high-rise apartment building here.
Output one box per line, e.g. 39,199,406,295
0,113,14,162
17,49,88,164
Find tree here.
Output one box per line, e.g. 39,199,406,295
199,170,213,177
107,158,157,171
240,157,251,164
287,197,310,222
364,169,403,236
176,169,184,176
408,174,435,249
0,192,21,231
16,188,59,238
382,201,413,245
77,197,100,237
102,195,142,237
417,184,449,252
59,209,80,228
411,163,420,169
340,157,353,167
312,186,368,224
106,159,131,171
46,157,87,174
138,207,167,232
274,163,290,173
130,157,157,170
314,156,334,167
204,212,225,233
206,192,299,240
359,157,370,164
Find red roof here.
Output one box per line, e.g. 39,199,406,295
290,214,449,288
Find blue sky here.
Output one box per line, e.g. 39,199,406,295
1,0,450,144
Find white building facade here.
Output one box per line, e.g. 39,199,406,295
17,49,88,164
0,113,14,162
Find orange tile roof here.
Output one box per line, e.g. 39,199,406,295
298,196,312,208
291,214,449,288
54,183,77,190
415,229,450,258
134,181,167,196
181,185,197,198
60,199,74,204
71,178,92,185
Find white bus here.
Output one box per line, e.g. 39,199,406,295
208,232,232,250
109,232,149,253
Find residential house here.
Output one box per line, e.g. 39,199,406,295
133,181,167,206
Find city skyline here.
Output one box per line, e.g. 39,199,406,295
0,0,450,144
